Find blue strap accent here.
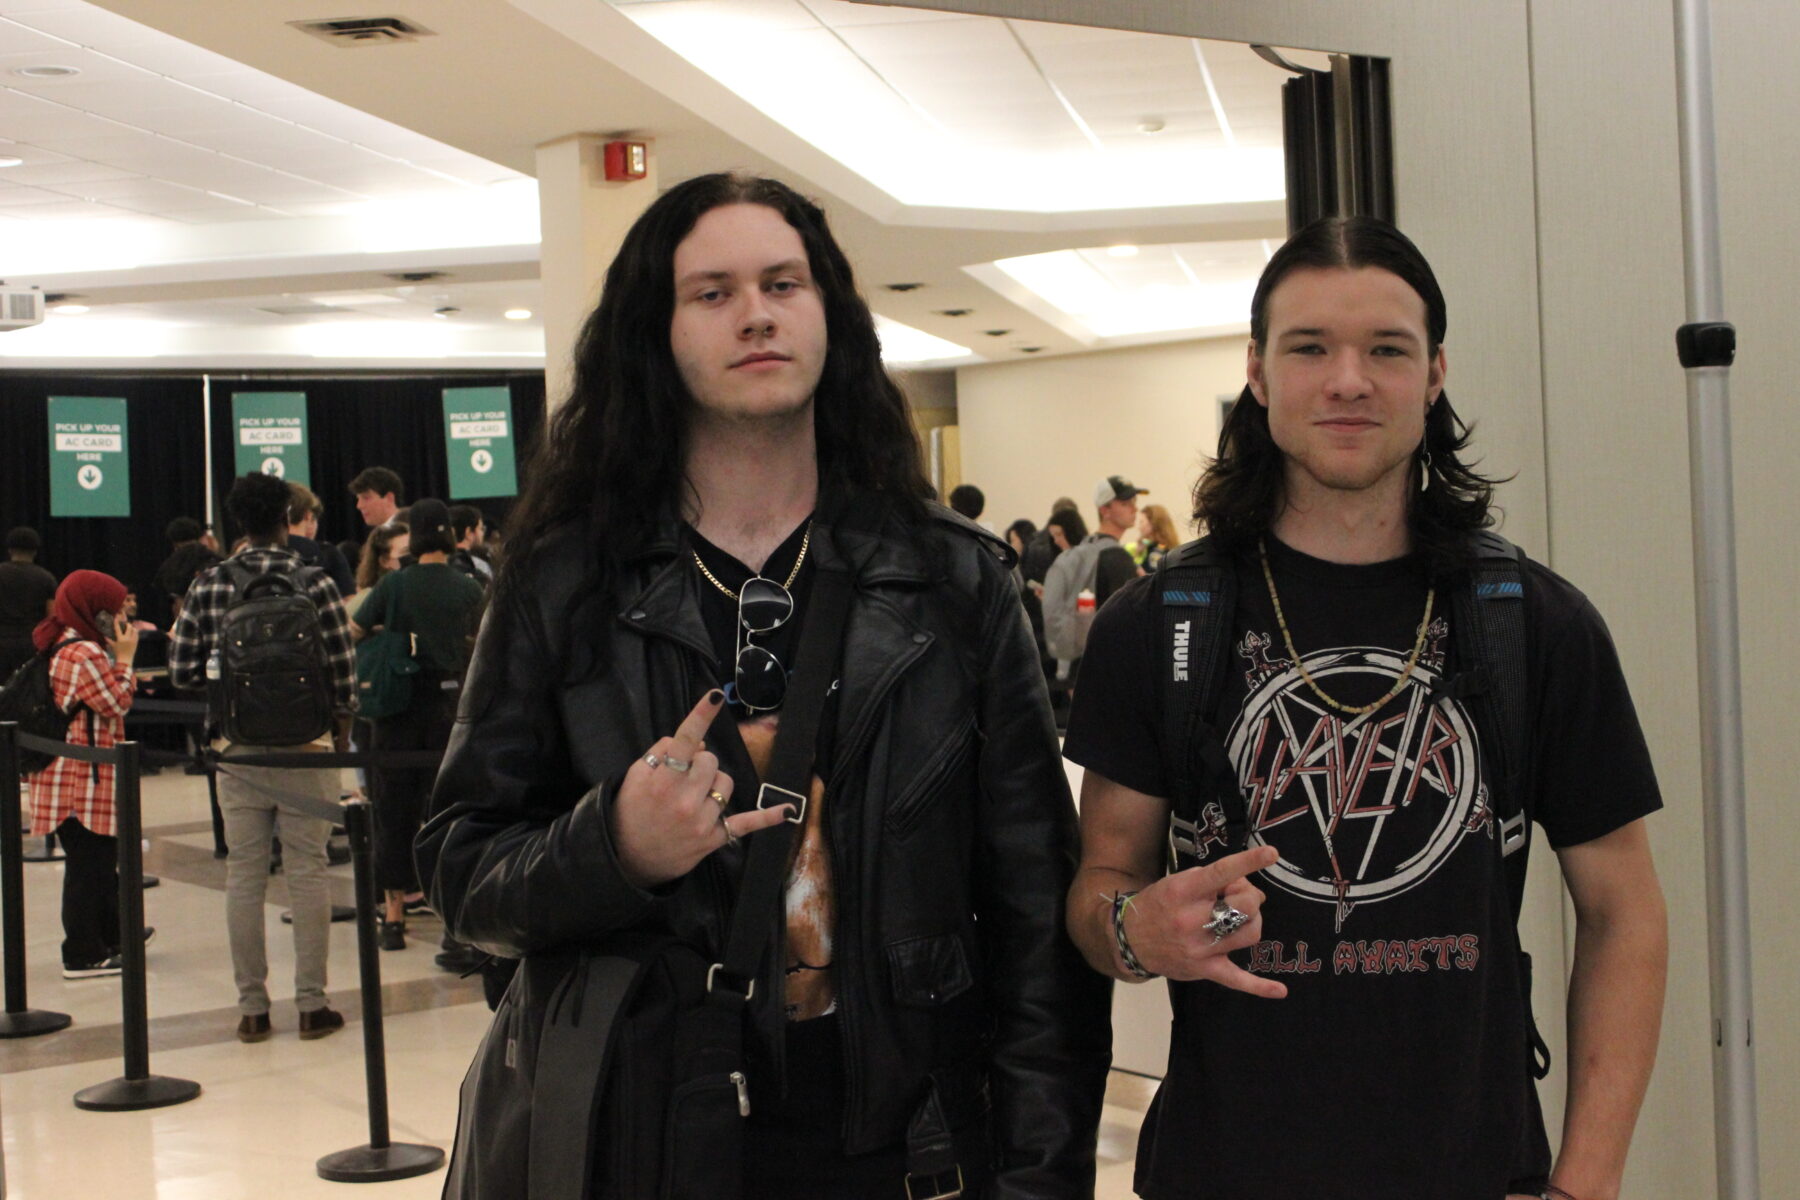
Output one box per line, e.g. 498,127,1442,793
1161,589,1214,606
1475,580,1524,599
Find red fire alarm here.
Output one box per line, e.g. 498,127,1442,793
603,140,647,181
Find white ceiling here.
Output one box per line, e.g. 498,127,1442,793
0,0,1317,369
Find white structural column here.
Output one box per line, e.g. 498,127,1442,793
535,135,659,411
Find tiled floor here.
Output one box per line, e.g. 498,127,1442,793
0,768,1158,1198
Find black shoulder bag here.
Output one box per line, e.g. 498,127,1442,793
443,565,853,1200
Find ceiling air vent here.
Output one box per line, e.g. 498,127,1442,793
290,17,434,46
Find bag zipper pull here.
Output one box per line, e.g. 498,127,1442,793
731,1070,750,1117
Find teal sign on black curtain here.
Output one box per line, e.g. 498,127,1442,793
48,395,130,517
232,392,310,486
442,387,517,499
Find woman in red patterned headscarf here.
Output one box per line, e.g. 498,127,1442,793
26,570,143,978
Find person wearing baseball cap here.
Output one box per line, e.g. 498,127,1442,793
1094,475,1147,510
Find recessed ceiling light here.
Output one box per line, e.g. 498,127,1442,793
53,304,90,315
933,308,973,318
13,65,81,78
1107,245,1140,258
982,329,1011,337
0,157,22,169
1138,117,1167,134
503,308,532,320
884,283,925,292
432,307,459,319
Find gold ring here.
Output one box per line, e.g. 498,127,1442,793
708,789,728,811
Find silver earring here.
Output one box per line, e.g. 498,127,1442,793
1418,447,1434,493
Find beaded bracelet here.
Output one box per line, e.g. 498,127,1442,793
1109,890,1156,980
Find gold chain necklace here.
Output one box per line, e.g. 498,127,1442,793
1258,538,1434,717
693,523,812,600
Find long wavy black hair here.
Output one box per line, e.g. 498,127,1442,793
498,173,931,605
1193,215,1504,576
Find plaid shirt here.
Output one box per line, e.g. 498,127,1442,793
25,637,135,838
169,545,357,712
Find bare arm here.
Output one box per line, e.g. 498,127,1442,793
1067,769,1285,998
1544,819,1668,1200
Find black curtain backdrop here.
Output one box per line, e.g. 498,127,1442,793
2,370,544,624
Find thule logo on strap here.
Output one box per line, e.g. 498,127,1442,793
1173,619,1191,681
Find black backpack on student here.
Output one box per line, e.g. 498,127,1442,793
215,561,335,747
0,645,88,775
1155,529,1550,1080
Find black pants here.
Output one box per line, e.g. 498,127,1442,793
369,684,456,894
56,817,119,967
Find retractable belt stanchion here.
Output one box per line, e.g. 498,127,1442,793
1671,1,1761,1195
67,737,200,1112
0,723,71,1038
316,797,443,1183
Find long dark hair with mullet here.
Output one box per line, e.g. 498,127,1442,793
497,173,931,604
1192,215,1506,577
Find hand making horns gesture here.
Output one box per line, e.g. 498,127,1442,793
1122,845,1287,999
612,689,792,888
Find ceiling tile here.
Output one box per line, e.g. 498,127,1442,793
0,157,132,184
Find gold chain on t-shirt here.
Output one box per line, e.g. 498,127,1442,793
692,523,812,601
1258,537,1435,717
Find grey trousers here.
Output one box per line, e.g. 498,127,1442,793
215,747,340,1016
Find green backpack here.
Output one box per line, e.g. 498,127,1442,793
355,629,418,720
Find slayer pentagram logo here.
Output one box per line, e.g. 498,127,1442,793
1224,639,1483,933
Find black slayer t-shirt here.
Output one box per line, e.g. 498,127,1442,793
1064,536,1662,1200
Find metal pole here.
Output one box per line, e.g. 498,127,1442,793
73,738,200,1111
114,741,150,1081
1671,0,1760,1195
201,374,215,532
315,797,443,1182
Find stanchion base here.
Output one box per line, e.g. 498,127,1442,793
0,1008,72,1038
73,1074,202,1111
316,1142,445,1183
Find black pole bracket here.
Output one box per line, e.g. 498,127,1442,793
1677,321,1737,368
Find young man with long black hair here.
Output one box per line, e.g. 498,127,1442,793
417,174,1142,1195
1064,217,1668,1200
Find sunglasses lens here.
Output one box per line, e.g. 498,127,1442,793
735,644,787,711
739,577,793,635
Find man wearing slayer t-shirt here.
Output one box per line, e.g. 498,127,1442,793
1064,217,1667,1200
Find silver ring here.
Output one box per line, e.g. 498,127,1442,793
663,755,692,774
643,753,661,769
1204,897,1248,944
720,816,738,848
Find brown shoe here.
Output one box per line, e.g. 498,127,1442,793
236,1013,272,1043
298,1006,345,1041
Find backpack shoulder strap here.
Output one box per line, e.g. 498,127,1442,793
1438,530,1532,899
1156,536,1243,868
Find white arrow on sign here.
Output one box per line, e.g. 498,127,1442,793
471,449,494,474
262,457,286,478
77,464,104,491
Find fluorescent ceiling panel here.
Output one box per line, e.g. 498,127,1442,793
611,1,1284,213
874,314,971,366
983,239,1270,340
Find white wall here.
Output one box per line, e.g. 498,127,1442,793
956,337,1243,535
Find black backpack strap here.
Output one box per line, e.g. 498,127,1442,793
1156,536,1243,869
1436,531,1548,1079
1436,531,1532,904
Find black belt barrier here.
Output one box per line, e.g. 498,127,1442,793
2,716,454,1183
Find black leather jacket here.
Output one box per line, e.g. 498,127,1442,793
417,500,1111,1196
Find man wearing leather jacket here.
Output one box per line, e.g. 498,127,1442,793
416,173,1114,1197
